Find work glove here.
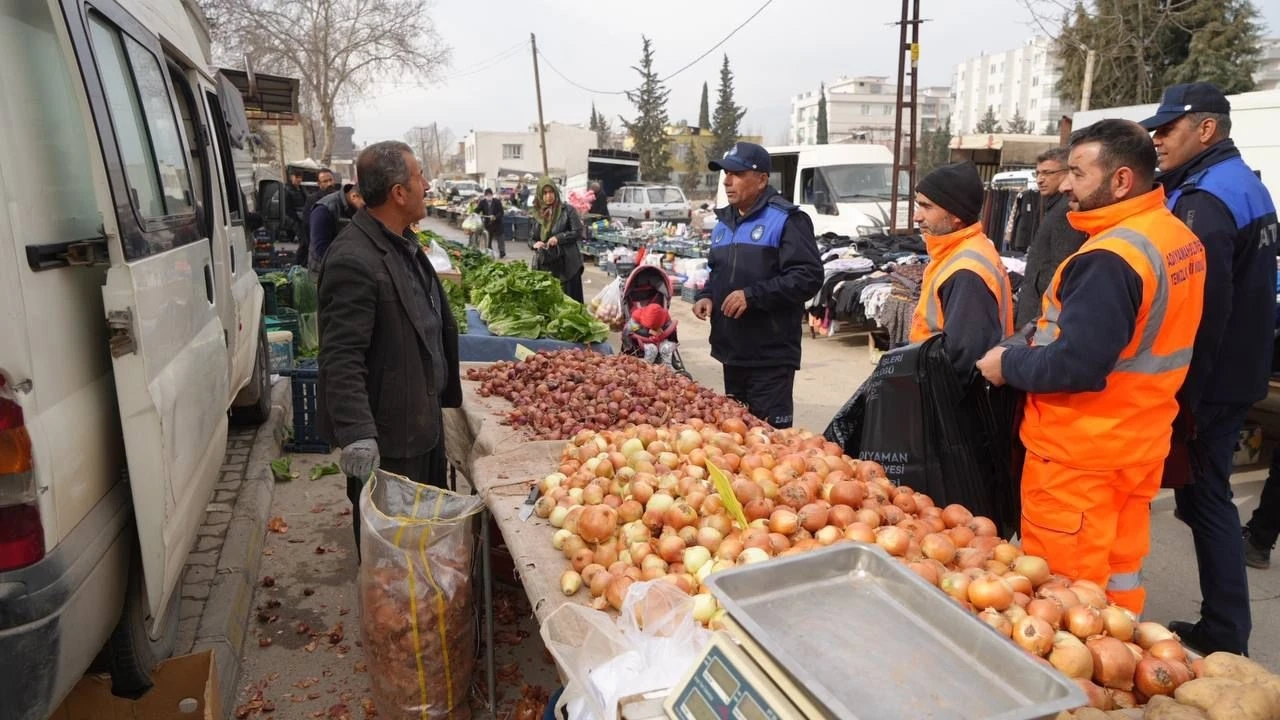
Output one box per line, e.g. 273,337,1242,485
340,438,380,482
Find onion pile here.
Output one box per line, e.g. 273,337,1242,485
535,421,1204,714
464,350,760,440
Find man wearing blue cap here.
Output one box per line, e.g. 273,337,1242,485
1142,82,1279,656
694,142,824,428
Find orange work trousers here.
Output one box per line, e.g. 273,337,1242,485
1020,452,1164,614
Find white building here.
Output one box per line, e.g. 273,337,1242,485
789,75,952,148
951,36,1072,135
1256,38,1280,92
463,122,597,184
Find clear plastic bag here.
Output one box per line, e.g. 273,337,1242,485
542,581,710,720
461,213,483,233
359,470,484,720
426,240,453,273
590,278,624,329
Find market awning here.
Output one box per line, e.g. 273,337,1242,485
217,67,300,116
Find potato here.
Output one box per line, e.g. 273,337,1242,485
1144,695,1208,720
1201,652,1276,685
1074,709,1110,720
1106,709,1144,719
1206,682,1280,720
1174,677,1244,711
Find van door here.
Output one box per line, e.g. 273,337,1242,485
58,0,231,623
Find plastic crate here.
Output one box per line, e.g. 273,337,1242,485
265,309,300,354
283,360,330,454
614,261,637,278
680,285,698,303
260,279,280,316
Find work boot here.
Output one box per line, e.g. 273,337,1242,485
1244,527,1272,570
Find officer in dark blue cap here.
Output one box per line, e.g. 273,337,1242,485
693,142,824,428
1142,82,1279,656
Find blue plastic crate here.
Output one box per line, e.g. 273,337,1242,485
680,285,698,303
283,360,330,454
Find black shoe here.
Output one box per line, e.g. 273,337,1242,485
1168,620,1246,656
1244,527,1272,569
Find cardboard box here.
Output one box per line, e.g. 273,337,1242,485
50,651,220,720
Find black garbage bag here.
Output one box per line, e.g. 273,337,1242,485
823,336,1023,537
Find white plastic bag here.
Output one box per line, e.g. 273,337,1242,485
425,240,453,272
461,213,482,233
590,278,624,329
541,581,710,720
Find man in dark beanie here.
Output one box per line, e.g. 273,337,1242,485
909,161,1014,374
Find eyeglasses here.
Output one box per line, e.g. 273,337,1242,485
1035,169,1068,179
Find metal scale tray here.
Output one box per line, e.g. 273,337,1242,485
703,544,1085,720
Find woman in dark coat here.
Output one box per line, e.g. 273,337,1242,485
532,177,586,302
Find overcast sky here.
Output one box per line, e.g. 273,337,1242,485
346,0,1280,150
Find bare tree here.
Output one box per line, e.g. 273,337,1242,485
202,0,450,165
404,124,456,178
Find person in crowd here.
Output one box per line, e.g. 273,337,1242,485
532,178,587,302
976,119,1206,615
475,188,506,258
909,161,1014,374
693,142,823,429
587,181,610,219
284,170,307,242
1245,449,1280,570
317,141,461,553
1014,148,1087,328
296,169,338,268
308,183,365,277
518,182,531,208
1139,83,1279,655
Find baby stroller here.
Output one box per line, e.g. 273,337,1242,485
620,265,690,377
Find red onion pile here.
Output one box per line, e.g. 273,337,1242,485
464,350,760,440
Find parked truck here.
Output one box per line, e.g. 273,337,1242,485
0,0,274,716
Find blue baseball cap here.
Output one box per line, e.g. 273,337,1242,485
709,142,772,174
1139,83,1231,131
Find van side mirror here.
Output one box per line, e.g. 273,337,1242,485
245,212,264,232
813,190,838,216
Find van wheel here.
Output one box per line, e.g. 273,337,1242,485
105,554,180,699
231,322,271,425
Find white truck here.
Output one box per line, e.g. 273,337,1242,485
0,0,273,716
715,144,913,236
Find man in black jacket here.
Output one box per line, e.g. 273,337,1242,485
1015,148,1087,328
694,142,824,428
317,141,461,551
1143,83,1279,656
475,188,506,258
296,169,337,269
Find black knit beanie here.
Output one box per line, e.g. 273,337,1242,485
916,161,984,227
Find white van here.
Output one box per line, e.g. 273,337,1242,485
715,144,913,236
0,0,271,716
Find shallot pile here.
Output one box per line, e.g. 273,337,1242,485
464,350,759,440
533,422,1275,718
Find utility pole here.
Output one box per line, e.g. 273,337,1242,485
432,121,443,177
1080,48,1097,112
889,0,924,234
530,33,550,177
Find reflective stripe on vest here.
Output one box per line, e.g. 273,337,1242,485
1107,570,1143,592
1032,227,1193,376
922,249,1014,334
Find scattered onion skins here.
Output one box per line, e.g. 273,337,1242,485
535,421,1202,714
465,350,761,440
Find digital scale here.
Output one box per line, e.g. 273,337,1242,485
662,615,830,720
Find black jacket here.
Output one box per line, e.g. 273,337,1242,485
317,210,461,457
1161,140,1279,408
697,187,824,369
476,197,504,229
1015,193,1087,327
588,190,610,217
533,183,585,282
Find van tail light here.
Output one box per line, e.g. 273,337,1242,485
0,375,44,572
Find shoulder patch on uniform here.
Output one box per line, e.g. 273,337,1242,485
751,225,765,241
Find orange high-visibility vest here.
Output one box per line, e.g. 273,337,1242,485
909,223,1015,344
1021,187,1206,469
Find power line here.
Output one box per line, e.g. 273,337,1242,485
366,39,529,100
536,0,774,96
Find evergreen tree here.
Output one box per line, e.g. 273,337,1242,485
816,83,829,144
591,103,613,150
976,106,1002,133
679,142,702,195
918,120,953,177
698,82,711,129
1044,121,1059,136
710,54,748,160
589,104,599,133
1055,0,1262,108
1007,106,1030,134
621,36,671,180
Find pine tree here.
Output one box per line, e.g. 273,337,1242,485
622,36,672,181
1007,106,1030,134
680,142,702,195
710,54,748,160
1054,0,1262,108
918,120,953,177
698,82,711,129
816,83,829,145
590,103,613,150
976,106,1002,134
589,104,599,133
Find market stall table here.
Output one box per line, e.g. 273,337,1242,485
458,308,612,363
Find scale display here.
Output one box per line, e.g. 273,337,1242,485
664,638,803,720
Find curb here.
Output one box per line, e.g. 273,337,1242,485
193,379,290,718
